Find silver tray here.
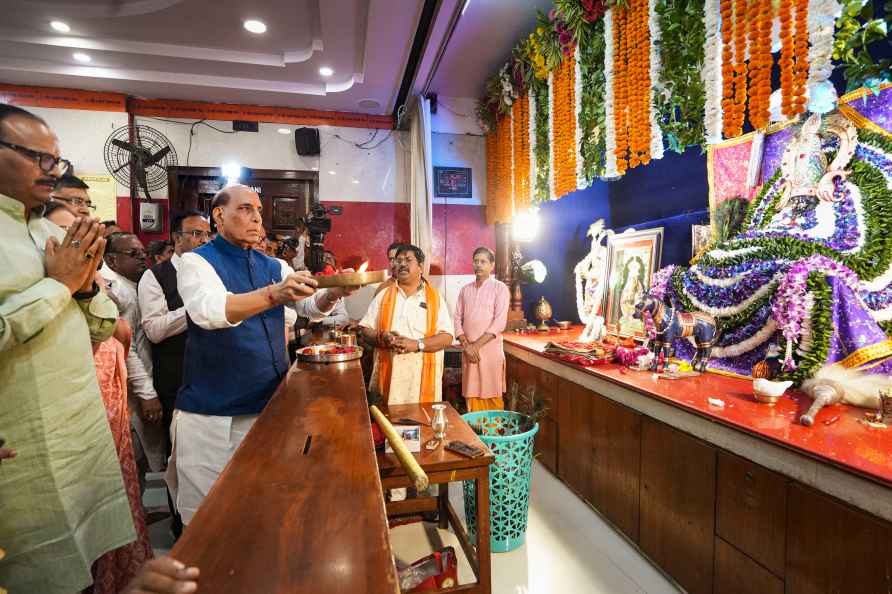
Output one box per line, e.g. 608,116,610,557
296,343,363,363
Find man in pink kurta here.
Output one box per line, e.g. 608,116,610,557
454,247,510,411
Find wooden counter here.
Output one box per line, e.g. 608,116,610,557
504,329,892,594
170,360,398,594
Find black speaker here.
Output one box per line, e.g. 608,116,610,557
294,127,320,156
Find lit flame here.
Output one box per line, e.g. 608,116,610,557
357,261,369,273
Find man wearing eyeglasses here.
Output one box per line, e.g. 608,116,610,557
137,210,210,536
0,104,136,594
360,244,454,405
51,174,94,218
102,232,167,488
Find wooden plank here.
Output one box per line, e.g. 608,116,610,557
640,418,717,594
535,416,558,475
714,537,784,594
589,392,641,542
786,482,892,594
716,451,787,578
170,360,398,594
557,378,594,502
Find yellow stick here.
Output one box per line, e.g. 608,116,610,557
370,405,429,491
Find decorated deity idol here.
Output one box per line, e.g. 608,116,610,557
651,112,892,384
574,219,613,342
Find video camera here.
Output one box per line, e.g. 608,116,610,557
305,203,342,273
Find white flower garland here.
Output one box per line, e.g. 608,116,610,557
806,0,841,89
604,8,619,178
574,45,586,189
529,91,537,204
682,273,785,317
702,0,724,143
795,293,816,354
870,303,892,322
548,71,557,200
648,0,665,160
706,245,764,260
861,261,892,292
709,319,778,358
691,263,788,288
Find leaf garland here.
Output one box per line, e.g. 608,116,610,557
654,0,706,152
833,0,892,93
533,79,552,203
778,272,833,385
578,17,607,181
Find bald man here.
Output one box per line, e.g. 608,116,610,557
170,185,355,524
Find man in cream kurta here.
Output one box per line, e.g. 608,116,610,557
0,105,134,594
360,244,454,405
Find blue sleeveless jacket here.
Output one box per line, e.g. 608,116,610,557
177,235,288,416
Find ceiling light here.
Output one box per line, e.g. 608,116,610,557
358,99,381,110
328,170,336,175
352,179,359,184
311,166,319,171
319,67,334,77
50,21,70,33
243,19,267,34
277,128,291,135
72,52,91,63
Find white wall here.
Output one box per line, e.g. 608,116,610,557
431,131,486,206
430,95,483,136
27,106,410,203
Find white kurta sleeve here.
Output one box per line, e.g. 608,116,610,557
178,252,240,330
138,268,188,344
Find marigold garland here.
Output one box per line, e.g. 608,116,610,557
747,0,773,130
720,0,736,138
485,114,516,224
552,51,578,198
726,0,749,138
513,94,532,211
779,0,808,119
613,6,629,174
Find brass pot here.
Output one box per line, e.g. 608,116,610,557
338,333,357,347
534,296,553,332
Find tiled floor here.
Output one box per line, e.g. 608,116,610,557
147,463,681,593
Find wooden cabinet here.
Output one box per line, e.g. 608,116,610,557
557,379,593,501
714,537,784,594
716,451,787,578
506,355,559,474
589,392,641,542
640,418,717,594
786,483,892,594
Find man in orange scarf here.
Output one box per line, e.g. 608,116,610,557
360,244,453,404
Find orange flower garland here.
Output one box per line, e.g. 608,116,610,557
631,0,651,167
727,0,749,138
512,94,531,212
552,54,578,198
720,0,736,138
613,7,629,174
792,0,810,115
747,0,773,129
484,114,515,224
779,0,808,119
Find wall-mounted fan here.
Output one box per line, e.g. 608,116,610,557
104,124,178,200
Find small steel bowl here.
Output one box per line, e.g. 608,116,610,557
557,321,572,330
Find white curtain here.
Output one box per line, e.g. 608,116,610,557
409,96,434,275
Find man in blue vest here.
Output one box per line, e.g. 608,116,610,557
170,184,352,525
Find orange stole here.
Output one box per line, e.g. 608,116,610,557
375,281,440,403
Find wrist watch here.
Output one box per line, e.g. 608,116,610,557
417,339,425,352
73,282,99,300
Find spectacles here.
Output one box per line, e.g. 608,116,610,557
0,140,71,175
176,230,212,239
51,195,95,210
113,249,147,260
394,257,418,266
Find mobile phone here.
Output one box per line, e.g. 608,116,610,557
445,440,484,459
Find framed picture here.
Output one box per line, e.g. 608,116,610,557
434,166,472,198
271,196,302,229
691,224,712,258
603,227,664,338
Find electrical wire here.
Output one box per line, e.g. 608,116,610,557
140,116,238,165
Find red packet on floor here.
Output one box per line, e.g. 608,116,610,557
400,547,458,592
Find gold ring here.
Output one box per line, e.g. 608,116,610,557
84,253,94,260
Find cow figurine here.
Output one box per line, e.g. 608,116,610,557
632,294,720,373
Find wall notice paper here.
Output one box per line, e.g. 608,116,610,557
80,174,117,222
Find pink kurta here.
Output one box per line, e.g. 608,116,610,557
454,277,510,400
